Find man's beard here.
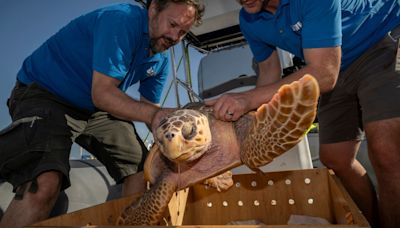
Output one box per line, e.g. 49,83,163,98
150,36,176,54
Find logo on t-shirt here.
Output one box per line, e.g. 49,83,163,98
291,21,302,32
146,67,156,77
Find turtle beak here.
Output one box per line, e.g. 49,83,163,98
159,135,184,161
160,138,198,163
173,152,193,162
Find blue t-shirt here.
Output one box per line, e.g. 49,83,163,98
240,0,400,70
17,3,169,111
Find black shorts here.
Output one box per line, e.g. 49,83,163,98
0,82,148,191
318,28,400,144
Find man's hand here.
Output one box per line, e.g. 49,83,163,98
205,92,251,121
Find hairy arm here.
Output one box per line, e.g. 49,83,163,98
91,70,160,125
256,50,282,87
206,46,340,121
243,46,341,111
205,50,281,120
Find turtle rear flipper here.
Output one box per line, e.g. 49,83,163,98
240,74,319,168
117,171,178,225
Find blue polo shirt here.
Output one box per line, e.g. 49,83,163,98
17,3,169,111
240,0,400,70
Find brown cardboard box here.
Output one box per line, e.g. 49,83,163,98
28,168,370,228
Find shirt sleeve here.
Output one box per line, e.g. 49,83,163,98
92,10,141,80
300,0,342,48
239,9,276,63
139,56,170,104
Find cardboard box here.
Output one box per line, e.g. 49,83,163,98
28,168,370,227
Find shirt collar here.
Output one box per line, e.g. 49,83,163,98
275,0,289,16
142,9,149,35
280,0,289,6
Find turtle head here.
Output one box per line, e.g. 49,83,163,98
155,109,212,163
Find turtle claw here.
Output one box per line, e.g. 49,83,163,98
240,74,319,168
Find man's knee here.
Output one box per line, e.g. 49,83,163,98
319,142,359,170
319,150,344,169
22,171,63,205
366,121,400,173
368,143,400,174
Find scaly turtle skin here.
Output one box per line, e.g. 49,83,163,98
155,108,212,163
116,74,320,225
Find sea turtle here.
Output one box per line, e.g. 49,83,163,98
116,74,320,225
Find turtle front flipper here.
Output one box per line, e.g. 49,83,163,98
116,172,178,225
144,144,167,184
240,74,320,169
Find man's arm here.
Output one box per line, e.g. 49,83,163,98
91,70,160,125
206,46,341,121
256,50,282,87
246,46,341,109
139,95,176,133
205,50,281,121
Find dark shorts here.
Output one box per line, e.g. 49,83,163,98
0,82,148,191
318,28,400,144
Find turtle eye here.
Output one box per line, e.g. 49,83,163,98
182,123,196,140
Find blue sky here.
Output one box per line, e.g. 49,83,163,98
0,0,203,158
